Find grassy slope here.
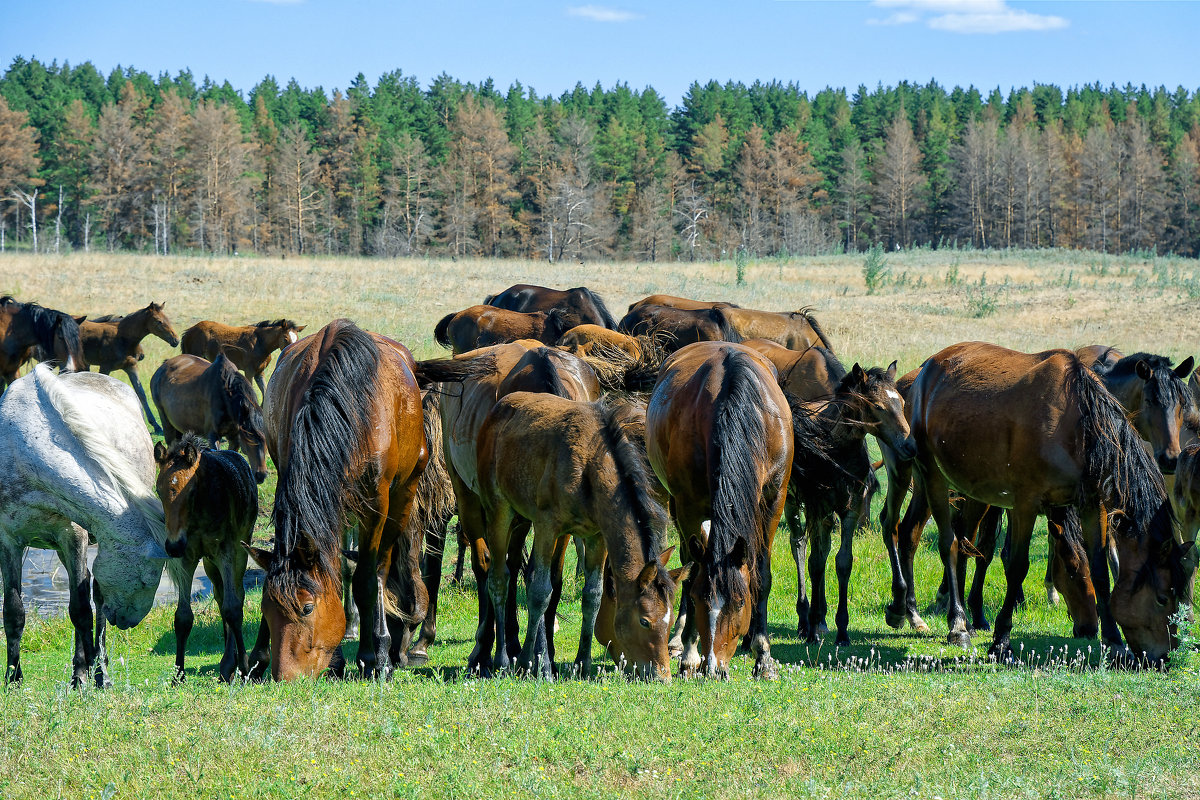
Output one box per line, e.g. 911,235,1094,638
1,250,1198,799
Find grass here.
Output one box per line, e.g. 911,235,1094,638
1,249,1199,799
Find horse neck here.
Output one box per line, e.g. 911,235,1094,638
811,397,866,448
1099,370,1141,415
248,328,277,357
116,310,151,342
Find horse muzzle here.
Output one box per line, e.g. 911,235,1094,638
254,470,269,485
165,535,188,558
1157,452,1178,475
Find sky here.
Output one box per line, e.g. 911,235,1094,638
1,1,1197,107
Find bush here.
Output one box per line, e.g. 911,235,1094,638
862,243,889,294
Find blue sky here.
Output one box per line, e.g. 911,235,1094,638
1,1,1196,105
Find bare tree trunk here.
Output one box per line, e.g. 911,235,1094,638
11,189,37,253
83,212,91,253
54,185,63,254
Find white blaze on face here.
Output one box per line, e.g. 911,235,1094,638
287,330,298,344
65,354,76,372
886,389,902,402
662,609,671,626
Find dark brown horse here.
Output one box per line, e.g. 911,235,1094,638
721,307,833,352
476,393,687,679
618,305,741,353
150,353,269,484
434,305,574,354
180,318,306,398
80,302,180,433
244,320,479,680
1170,445,1200,609
0,296,86,387
154,435,257,682
485,284,618,330
907,341,1186,663
742,339,844,400
646,342,793,678
627,295,739,312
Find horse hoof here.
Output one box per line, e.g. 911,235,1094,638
1046,589,1060,607
947,631,972,649
406,650,430,667
815,622,829,636
667,643,683,659
988,641,1014,664
753,658,779,680
911,618,931,634
835,634,850,647
884,606,906,629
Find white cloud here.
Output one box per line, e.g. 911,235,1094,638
867,0,1068,33
567,5,642,23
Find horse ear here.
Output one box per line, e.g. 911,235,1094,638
296,325,307,332
657,545,676,567
670,562,693,584
74,315,87,324
1174,356,1195,380
637,561,659,590
183,441,200,466
1181,540,1199,572
153,441,168,464
886,360,898,382
244,543,273,570
1135,359,1153,381
850,363,866,386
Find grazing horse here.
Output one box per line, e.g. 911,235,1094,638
0,366,173,686
646,342,793,678
1170,444,1200,609
437,342,601,674
154,435,257,682
78,302,180,434
627,295,739,312
0,296,86,387
434,305,574,354
719,307,833,352
150,353,269,484
907,342,1186,663
476,393,688,679
618,305,741,353
485,284,618,330
243,320,480,681
181,319,306,398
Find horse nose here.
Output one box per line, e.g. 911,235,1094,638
1158,453,1178,475
897,437,918,460
255,470,269,485
165,536,188,558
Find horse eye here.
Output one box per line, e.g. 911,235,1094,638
639,618,651,629
301,603,315,616
1155,595,1169,608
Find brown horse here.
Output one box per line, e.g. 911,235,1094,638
437,342,601,674
618,305,741,353
180,319,306,398
646,342,793,678
0,296,86,387
720,307,833,352
434,305,574,354
154,435,257,682
485,284,618,330
150,353,269,484
80,302,179,433
742,339,844,400
244,320,479,681
1170,445,1200,609
907,341,1186,663
627,295,739,312
476,393,687,679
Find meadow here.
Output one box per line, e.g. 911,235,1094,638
0,248,1198,799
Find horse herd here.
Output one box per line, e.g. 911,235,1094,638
0,285,1196,687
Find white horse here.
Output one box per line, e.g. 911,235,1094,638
0,365,182,686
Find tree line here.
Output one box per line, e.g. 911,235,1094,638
2,56,1199,260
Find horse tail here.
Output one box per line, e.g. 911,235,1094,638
706,350,770,602
405,392,456,546
1067,356,1173,543
30,365,168,547
802,310,834,353
710,307,743,344
433,312,456,349
576,287,618,330
526,347,570,398
271,320,380,583
596,397,668,559
27,303,85,369
411,351,499,389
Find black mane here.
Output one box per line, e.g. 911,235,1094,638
594,397,668,568
212,353,265,443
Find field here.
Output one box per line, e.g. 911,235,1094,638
1,249,1199,799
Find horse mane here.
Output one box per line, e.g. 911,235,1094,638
708,307,743,344
270,320,380,597
30,365,168,547
594,397,668,568
1067,356,1174,547
211,353,264,443
783,391,855,492
22,300,83,361
571,287,618,330
544,308,575,341
705,349,771,604
255,318,297,329
90,313,124,323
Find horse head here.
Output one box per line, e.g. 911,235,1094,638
839,360,915,458
601,546,690,681
147,301,180,348
153,437,203,556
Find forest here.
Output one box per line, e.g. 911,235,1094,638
1,56,1199,261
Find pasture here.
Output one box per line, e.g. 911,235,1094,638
0,249,1198,799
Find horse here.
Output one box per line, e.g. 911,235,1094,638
907,341,1187,664
0,366,174,687
244,320,481,681
0,296,86,388
77,302,180,434
742,339,844,400
719,307,834,352
434,305,574,354
436,342,601,674
180,318,306,399
618,305,741,353
627,295,739,312
485,284,618,330
476,393,688,679
1170,444,1200,610
153,435,257,682
646,342,793,678
150,353,269,484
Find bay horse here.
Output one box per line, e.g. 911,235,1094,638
0,296,86,388
244,319,482,681
720,307,834,352
78,302,180,433
154,435,257,682
476,393,688,679
1170,444,1200,610
181,318,306,398
646,342,793,678
150,353,269,484
485,284,618,330
742,339,844,400
437,342,601,675
434,305,574,354
627,295,739,312
907,341,1187,663
0,366,173,687
618,305,741,354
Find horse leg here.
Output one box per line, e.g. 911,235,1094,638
880,451,912,629
967,505,1003,632
388,513,429,670
544,533,571,672
675,509,705,677
989,505,1037,661
750,488,785,679
247,612,271,681
59,525,96,687
785,492,812,639
352,520,393,681
1084,506,1123,650
253,371,266,401
411,516,450,664
92,582,112,688
667,497,687,658
123,365,162,435
923,469,971,648
573,537,607,678
461,498,497,676
483,505,516,675
834,502,864,647
504,520,531,662
0,541,26,684
519,528,558,681
897,482,931,633
340,525,360,640
453,522,467,584
171,557,197,682
807,511,833,640
213,548,250,682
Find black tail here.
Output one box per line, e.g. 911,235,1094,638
709,307,743,344
796,308,834,353
433,312,456,349
576,287,618,330
412,351,499,389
